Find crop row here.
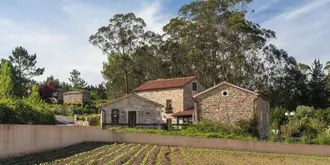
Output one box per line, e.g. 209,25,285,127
1,143,330,165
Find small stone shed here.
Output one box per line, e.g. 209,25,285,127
193,81,270,138
63,91,90,105
101,94,163,128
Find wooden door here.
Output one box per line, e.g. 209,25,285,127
128,111,137,127
166,118,172,125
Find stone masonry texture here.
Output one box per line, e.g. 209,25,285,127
102,95,162,124
195,84,270,137
63,91,90,105
136,78,205,124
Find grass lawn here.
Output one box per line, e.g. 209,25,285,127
0,142,329,165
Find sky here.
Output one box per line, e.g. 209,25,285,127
0,0,329,85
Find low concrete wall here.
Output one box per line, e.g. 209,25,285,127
1,125,330,159
0,125,113,159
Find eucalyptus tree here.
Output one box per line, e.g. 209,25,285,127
90,13,161,96
162,0,276,88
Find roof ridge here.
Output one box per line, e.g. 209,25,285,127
135,76,197,92
149,76,196,82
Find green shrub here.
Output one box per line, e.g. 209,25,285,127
233,115,259,137
271,107,287,128
106,122,255,141
0,99,55,125
295,106,315,119
88,117,99,126
311,133,330,145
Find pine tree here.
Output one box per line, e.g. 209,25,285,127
68,69,87,88
309,59,327,108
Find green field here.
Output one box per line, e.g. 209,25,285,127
0,142,329,165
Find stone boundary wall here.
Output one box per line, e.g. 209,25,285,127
1,125,330,159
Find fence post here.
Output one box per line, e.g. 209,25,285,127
74,114,78,125
100,110,105,129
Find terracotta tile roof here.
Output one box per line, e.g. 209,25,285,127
135,76,196,92
173,109,194,117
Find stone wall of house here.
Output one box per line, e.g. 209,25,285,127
196,85,258,125
63,91,90,105
183,79,205,110
102,95,162,124
136,88,184,124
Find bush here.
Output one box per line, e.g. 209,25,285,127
295,106,315,119
312,133,330,145
107,122,255,141
88,117,99,126
270,107,287,128
0,99,55,125
234,115,259,137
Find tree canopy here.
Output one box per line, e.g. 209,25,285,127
68,69,87,89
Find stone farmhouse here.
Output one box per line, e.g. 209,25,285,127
100,76,270,137
193,81,270,138
101,94,163,128
135,76,205,125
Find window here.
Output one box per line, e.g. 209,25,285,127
165,99,173,113
192,82,198,91
111,109,119,124
177,116,193,124
222,90,228,96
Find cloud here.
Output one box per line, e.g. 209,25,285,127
136,0,171,34
0,0,171,85
262,0,330,64
253,0,280,13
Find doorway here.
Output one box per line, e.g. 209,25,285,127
128,111,137,127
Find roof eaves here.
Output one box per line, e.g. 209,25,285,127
102,93,164,108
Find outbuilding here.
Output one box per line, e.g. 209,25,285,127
101,94,163,128
193,81,270,138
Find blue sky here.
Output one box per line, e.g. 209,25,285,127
0,0,329,85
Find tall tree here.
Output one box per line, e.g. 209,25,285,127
89,13,161,96
68,69,87,88
163,0,275,88
45,75,60,88
324,61,330,90
309,59,327,108
0,62,13,99
9,46,44,97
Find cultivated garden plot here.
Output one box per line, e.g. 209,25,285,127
1,142,330,165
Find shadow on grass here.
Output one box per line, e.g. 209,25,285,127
0,142,111,165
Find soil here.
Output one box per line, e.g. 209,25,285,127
170,147,186,165
145,145,161,165
54,144,114,165
68,144,118,165
159,146,171,165
130,145,153,165
2,142,330,165
0,142,105,165
96,143,137,165
111,144,145,165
